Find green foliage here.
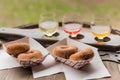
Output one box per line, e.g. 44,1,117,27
0,0,120,29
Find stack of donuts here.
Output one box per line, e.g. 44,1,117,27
6,42,43,67
52,45,94,62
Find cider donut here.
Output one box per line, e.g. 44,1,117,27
6,42,30,57
0,40,2,47
17,50,43,61
52,45,78,59
69,48,94,61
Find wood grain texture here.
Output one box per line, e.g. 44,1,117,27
0,68,66,80
0,69,9,80
118,64,120,72
6,68,31,80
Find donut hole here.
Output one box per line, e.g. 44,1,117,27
60,46,68,49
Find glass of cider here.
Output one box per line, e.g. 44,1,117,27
39,12,59,37
62,12,83,39
91,15,111,41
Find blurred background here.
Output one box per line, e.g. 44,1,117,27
0,0,120,30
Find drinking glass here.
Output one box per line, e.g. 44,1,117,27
91,15,111,41
39,12,59,37
62,13,83,39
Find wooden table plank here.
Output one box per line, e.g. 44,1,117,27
118,64,120,72
0,69,9,80
102,61,120,80
5,68,31,80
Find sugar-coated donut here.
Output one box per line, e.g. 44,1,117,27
17,50,43,61
52,45,78,59
69,48,94,61
6,42,30,57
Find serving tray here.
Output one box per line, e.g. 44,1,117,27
0,22,120,52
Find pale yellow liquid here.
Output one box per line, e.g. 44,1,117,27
91,25,111,39
39,21,58,36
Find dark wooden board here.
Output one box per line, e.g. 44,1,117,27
0,22,120,51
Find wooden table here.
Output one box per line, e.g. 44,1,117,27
0,23,120,80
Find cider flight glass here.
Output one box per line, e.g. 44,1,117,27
39,12,59,38
91,15,111,42
62,13,84,39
